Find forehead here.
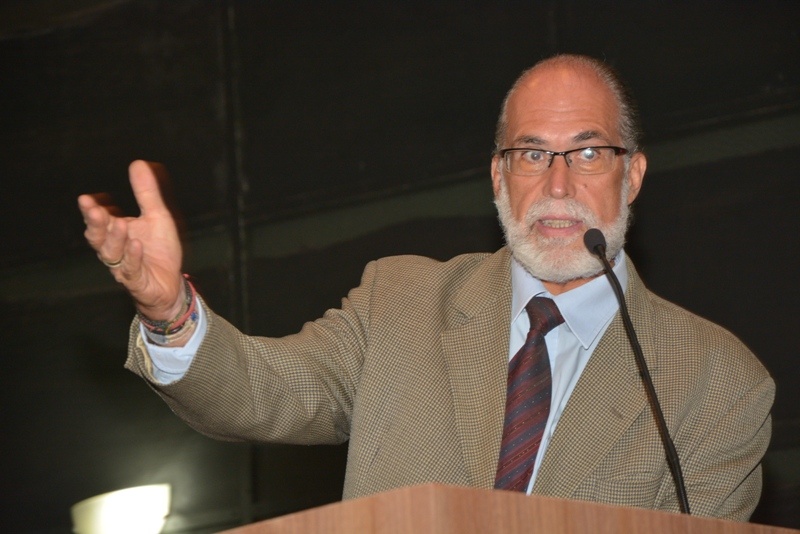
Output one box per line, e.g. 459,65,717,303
504,64,621,146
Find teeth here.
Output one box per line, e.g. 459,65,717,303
541,219,575,229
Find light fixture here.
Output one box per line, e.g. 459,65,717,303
71,484,171,534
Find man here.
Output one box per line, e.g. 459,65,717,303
78,54,773,520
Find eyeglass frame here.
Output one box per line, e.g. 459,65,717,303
497,145,629,176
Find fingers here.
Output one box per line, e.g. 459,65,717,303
78,193,104,225
107,237,144,286
79,196,131,270
129,160,168,217
79,195,112,250
77,193,97,214
97,216,129,267
95,223,149,291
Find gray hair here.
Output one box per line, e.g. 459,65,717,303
494,54,642,155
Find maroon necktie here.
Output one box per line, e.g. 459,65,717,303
494,296,564,491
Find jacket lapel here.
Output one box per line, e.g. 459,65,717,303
441,248,513,489
533,262,657,497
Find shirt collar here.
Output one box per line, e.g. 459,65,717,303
510,250,629,349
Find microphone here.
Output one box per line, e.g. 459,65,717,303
583,229,691,515
583,228,607,258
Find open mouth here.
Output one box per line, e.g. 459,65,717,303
538,218,581,229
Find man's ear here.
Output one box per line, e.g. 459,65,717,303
626,152,646,204
491,155,503,197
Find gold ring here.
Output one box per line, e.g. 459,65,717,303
99,255,123,268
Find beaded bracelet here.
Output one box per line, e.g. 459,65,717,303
138,275,197,335
144,309,198,346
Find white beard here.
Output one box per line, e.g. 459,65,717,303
494,177,631,284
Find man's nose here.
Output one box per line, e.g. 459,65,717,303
543,155,574,199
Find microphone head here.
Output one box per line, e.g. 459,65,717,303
583,228,607,257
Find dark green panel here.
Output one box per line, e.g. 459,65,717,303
0,0,228,268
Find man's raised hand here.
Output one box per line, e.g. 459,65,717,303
78,160,185,321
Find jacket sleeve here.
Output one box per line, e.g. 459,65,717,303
124,261,378,446
661,346,774,521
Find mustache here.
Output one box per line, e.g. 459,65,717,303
523,198,599,229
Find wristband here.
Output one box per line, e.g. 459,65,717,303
143,311,198,346
138,275,197,335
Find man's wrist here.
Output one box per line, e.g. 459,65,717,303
143,316,199,347
139,299,207,383
136,275,189,322
138,275,197,338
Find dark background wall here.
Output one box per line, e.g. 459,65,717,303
1,1,798,532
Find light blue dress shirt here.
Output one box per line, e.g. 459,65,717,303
509,251,628,493
144,300,208,384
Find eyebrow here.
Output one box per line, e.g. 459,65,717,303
510,135,547,146
510,131,612,148
572,130,610,144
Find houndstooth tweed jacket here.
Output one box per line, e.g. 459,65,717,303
126,247,774,521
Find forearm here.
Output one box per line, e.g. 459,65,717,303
125,268,374,446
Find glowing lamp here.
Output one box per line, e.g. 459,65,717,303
71,484,171,534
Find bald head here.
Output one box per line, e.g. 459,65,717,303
494,55,641,154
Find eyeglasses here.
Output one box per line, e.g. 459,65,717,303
498,146,628,176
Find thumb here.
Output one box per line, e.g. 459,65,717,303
129,160,169,217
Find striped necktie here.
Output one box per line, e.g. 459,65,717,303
494,296,564,492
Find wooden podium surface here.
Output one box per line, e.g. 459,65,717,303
222,484,798,534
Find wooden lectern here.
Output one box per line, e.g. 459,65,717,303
223,484,798,534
